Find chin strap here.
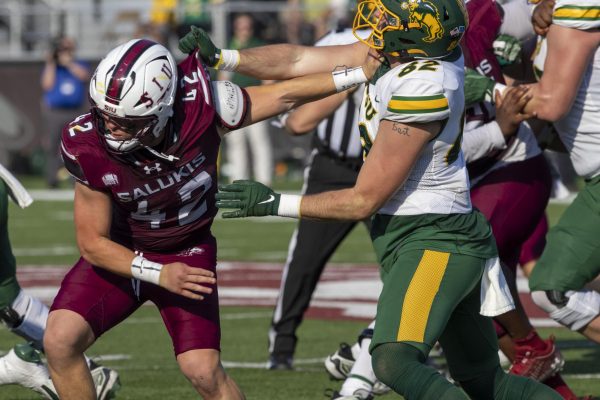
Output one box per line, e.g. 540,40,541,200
141,144,180,163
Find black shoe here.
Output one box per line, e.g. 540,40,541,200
267,354,293,370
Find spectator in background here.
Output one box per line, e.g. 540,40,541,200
149,0,177,45
177,0,214,39
220,14,274,185
40,36,90,188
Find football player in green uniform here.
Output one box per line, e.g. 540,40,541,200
180,0,563,398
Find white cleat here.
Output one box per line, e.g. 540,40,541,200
0,344,58,399
89,359,121,400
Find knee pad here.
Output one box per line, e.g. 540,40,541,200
532,290,600,331
371,343,426,388
0,290,48,348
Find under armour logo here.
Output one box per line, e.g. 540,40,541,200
144,163,162,174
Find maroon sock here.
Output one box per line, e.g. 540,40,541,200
543,373,577,400
513,330,547,351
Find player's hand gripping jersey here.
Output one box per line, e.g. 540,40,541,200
462,0,540,184
359,52,471,216
533,0,600,179
61,53,247,252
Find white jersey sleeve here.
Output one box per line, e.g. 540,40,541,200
377,60,455,125
553,0,600,29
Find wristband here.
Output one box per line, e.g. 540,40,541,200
332,67,368,92
277,194,302,218
214,49,240,71
131,255,163,285
487,83,508,104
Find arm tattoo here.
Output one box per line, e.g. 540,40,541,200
332,65,350,73
392,123,410,136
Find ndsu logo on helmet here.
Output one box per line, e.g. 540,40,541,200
402,0,444,43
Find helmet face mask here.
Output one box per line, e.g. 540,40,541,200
353,0,468,59
91,107,159,154
89,39,177,154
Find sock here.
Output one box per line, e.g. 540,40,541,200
340,337,377,396
543,373,577,400
514,330,547,352
350,342,361,360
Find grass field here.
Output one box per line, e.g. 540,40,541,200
1,181,599,399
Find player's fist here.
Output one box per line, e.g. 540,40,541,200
178,25,221,67
159,262,216,300
216,180,281,218
493,34,522,67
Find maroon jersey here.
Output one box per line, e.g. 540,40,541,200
463,0,505,83
463,0,509,178
61,54,246,252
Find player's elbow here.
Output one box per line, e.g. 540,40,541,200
285,118,313,136
350,194,380,220
536,104,570,123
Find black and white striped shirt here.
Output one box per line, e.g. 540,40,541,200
313,29,366,161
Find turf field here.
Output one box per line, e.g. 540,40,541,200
1,186,598,399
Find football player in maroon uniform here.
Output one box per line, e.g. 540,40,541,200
42,38,380,400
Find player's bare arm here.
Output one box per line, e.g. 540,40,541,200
73,182,216,300
237,54,381,129
238,41,369,80
298,119,440,220
216,119,440,220
178,25,370,80
285,90,352,135
523,24,600,121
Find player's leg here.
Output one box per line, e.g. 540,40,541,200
471,156,563,380
151,240,245,398
0,179,20,312
45,257,140,399
0,179,48,347
530,176,600,343
439,280,561,400
269,153,362,368
369,249,489,399
45,309,97,399
177,349,245,400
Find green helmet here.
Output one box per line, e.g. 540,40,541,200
353,0,468,59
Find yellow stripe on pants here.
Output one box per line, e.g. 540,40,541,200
397,250,450,342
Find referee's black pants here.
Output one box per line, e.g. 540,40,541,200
269,151,371,360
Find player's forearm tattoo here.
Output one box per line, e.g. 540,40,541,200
333,65,350,73
392,123,410,136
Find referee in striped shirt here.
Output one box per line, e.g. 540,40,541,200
267,28,373,370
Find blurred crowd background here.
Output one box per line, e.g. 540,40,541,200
0,0,356,187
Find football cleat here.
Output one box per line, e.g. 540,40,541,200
325,388,374,400
325,343,355,380
509,335,565,382
0,344,58,399
372,380,391,396
89,359,121,400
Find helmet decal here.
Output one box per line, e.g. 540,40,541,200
403,0,444,43
106,39,156,103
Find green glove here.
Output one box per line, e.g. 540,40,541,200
493,34,522,67
464,68,497,107
178,25,221,67
215,180,281,218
